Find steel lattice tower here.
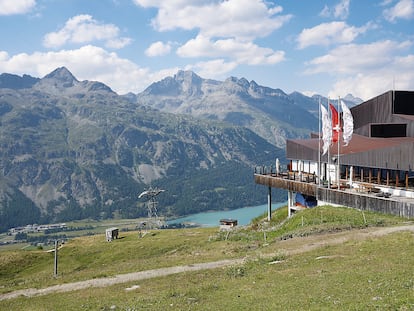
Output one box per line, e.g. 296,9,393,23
138,187,165,221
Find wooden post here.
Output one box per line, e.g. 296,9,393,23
369,169,372,184
387,170,390,186
396,170,399,187
54,240,58,277
267,186,272,221
377,169,381,185
406,171,409,189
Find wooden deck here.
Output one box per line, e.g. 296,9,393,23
254,173,414,218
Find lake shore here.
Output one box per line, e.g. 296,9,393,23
167,202,286,227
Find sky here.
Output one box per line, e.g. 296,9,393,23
0,0,413,100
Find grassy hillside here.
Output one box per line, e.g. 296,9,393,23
0,206,413,310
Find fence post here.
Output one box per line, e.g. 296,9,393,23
54,240,58,277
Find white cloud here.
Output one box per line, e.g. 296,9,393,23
319,0,350,19
329,63,414,100
105,38,132,49
306,40,411,74
185,59,238,78
0,51,9,61
380,0,394,5
133,0,205,7
297,21,371,49
319,5,330,18
383,0,414,22
0,0,35,15
133,0,291,40
177,35,285,65
145,41,172,57
43,14,132,49
334,0,350,19
0,45,162,94
303,40,414,99
301,90,318,97
132,0,290,75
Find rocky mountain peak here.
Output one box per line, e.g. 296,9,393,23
224,76,249,91
32,67,115,96
174,70,202,83
223,77,263,92
249,80,258,88
43,67,78,86
343,93,363,105
237,77,250,89
173,70,203,96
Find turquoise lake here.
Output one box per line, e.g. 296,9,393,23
167,202,286,227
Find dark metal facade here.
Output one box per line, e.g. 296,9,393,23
352,91,393,135
340,141,414,170
352,90,414,137
286,90,414,171
287,138,414,171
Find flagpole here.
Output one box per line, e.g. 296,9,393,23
327,97,331,189
320,103,330,189
337,96,340,189
318,98,321,188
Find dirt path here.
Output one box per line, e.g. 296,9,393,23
1,224,413,301
276,223,414,256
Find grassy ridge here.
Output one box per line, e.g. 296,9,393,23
251,205,405,240
0,206,413,310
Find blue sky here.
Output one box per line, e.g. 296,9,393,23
0,0,413,100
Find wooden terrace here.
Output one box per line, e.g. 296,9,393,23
254,166,414,219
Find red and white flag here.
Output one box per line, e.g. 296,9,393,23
321,100,354,154
329,103,340,143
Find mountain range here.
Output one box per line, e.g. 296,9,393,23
129,70,361,148
0,67,361,231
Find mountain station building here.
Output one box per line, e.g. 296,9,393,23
255,90,414,219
